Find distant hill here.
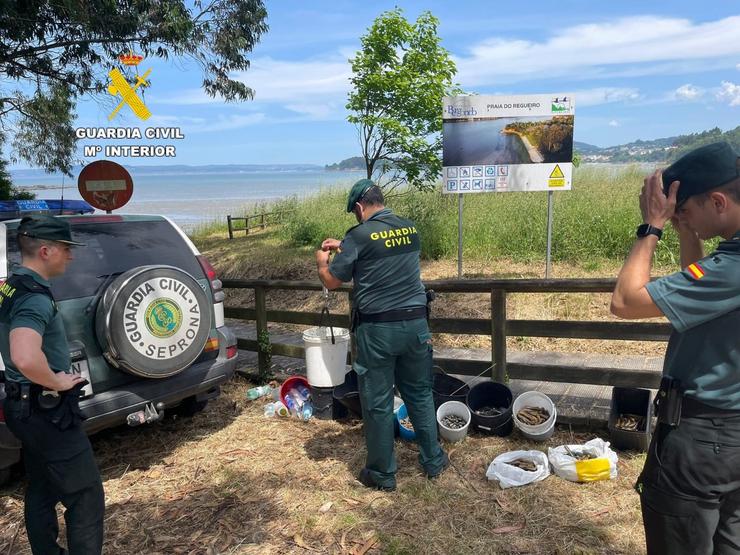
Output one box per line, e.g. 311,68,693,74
325,156,365,171
577,126,740,163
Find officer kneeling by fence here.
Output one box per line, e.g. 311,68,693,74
1,215,104,555
315,179,449,492
611,142,740,555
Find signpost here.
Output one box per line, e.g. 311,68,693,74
442,93,575,277
77,160,134,212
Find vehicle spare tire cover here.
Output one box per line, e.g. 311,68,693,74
95,265,212,378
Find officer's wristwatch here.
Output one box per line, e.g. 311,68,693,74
636,223,663,240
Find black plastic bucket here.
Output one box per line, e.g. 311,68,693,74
433,372,470,409
333,370,362,418
310,385,335,420
466,381,513,436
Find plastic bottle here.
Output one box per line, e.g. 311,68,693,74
263,402,276,417
274,401,289,417
271,387,281,401
283,394,301,417
300,400,313,421
296,384,311,401
288,387,307,403
246,385,272,400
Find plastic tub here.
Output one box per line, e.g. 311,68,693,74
310,385,334,420
279,376,310,408
608,387,653,452
395,403,416,441
302,326,350,387
436,401,471,443
512,391,557,441
466,381,513,436
432,372,470,409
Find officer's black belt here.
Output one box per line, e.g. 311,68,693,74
358,306,427,323
4,381,44,400
681,396,740,419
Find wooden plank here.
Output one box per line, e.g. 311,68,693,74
227,215,233,240
254,286,268,375
491,289,506,382
240,340,352,365
432,357,660,388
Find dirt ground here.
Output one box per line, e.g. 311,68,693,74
0,375,647,554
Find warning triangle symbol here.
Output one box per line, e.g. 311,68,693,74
549,164,564,179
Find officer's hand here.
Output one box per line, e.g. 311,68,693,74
640,170,679,228
53,372,86,392
315,249,331,266
321,239,341,252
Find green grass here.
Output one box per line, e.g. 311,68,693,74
191,166,718,266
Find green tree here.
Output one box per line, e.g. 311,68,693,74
0,1,268,174
0,156,35,201
347,9,459,192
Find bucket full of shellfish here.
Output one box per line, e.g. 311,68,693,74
512,391,557,441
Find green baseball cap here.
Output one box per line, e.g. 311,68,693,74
346,179,376,212
17,215,86,246
662,142,739,206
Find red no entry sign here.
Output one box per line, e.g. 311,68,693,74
78,160,134,212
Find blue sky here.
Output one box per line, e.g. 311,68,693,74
14,0,740,168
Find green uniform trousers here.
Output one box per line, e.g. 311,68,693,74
353,318,446,488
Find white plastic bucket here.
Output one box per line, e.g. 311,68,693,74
436,401,471,443
302,326,350,387
512,391,557,441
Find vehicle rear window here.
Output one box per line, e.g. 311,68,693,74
7,220,204,300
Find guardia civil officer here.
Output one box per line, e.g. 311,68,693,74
316,179,448,491
611,142,740,554
1,215,105,554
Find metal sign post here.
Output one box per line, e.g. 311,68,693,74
457,193,464,278
545,191,554,279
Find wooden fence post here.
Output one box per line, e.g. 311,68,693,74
261,213,266,230
491,289,507,382
227,215,233,240
255,286,269,376
245,215,250,235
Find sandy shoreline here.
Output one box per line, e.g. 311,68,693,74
501,129,544,163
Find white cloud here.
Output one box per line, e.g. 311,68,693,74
716,81,740,106
608,120,620,127
455,15,740,85
147,113,266,132
674,84,703,100
573,87,640,106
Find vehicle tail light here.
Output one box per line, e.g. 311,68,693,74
197,255,224,301
0,404,5,423
226,345,238,359
204,337,219,352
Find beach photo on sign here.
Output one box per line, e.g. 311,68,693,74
443,115,574,166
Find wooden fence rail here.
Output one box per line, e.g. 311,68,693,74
222,278,670,389
226,210,294,239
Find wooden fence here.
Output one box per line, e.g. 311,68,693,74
226,210,294,239
221,278,670,389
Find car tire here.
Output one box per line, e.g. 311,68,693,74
95,265,212,378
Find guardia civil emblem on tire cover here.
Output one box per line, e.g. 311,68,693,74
96,265,211,378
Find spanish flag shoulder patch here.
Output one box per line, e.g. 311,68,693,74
687,263,705,280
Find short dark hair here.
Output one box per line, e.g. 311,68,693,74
360,185,384,206
695,174,740,206
17,234,54,258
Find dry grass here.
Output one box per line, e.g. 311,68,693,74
0,376,647,554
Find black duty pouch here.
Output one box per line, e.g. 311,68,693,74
46,380,88,431
655,376,682,427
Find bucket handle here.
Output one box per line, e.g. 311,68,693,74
434,364,496,396
318,288,336,345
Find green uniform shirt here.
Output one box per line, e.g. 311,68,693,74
0,267,71,384
329,208,427,313
646,231,740,410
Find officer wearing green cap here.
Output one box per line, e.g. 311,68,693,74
316,179,448,491
611,142,740,554
1,215,105,554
